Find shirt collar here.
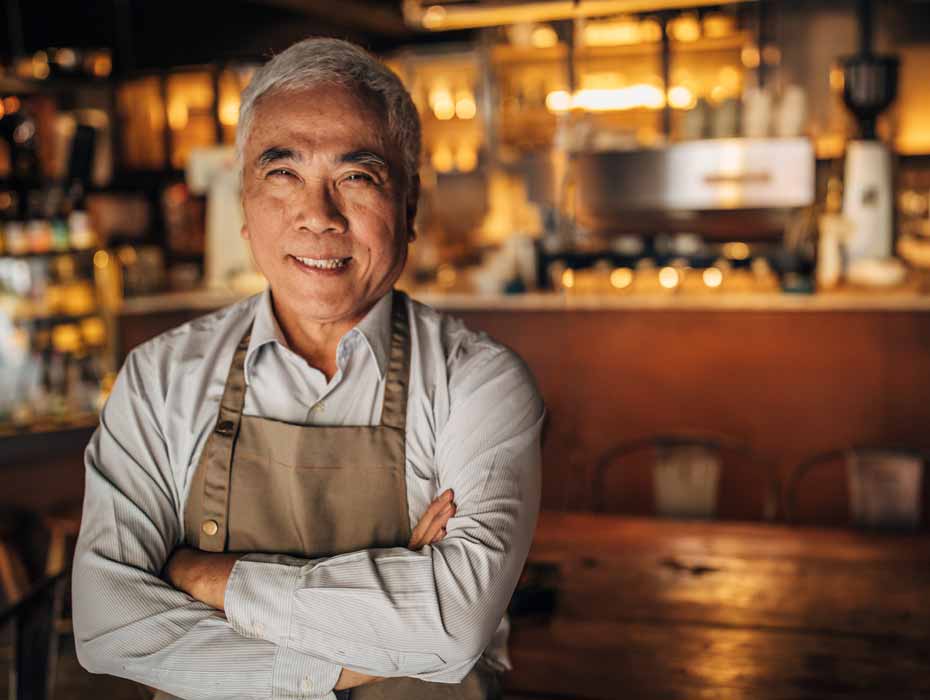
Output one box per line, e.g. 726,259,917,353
244,288,395,383
244,289,289,384
350,290,394,381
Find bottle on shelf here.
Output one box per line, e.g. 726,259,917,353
68,210,98,250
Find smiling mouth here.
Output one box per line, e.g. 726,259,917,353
291,255,352,271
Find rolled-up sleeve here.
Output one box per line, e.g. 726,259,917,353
72,346,342,699
224,345,544,682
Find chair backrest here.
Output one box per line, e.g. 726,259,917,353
0,569,69,700
0,512,33,608
784,447,928,530
592,433,778,521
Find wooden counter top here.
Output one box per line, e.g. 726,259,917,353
118,287,930,315
507,511,930,699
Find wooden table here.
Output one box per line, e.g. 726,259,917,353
504,512,930,700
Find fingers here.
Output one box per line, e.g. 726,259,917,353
411,489,453,540
408,489,455,550
421,502,455,546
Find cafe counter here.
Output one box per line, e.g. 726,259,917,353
115,286,930,521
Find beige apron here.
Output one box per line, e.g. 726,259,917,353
178,290,499,700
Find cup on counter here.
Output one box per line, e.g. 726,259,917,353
710,98,740,139
742,87,773,138
774,84,807,138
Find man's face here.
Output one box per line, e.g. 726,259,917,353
241,84,415,326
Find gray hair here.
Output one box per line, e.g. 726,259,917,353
236,37,421,186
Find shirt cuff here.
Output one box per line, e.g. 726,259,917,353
273,646,341,700
225,555,301,648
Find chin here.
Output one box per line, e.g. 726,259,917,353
292,285,365,320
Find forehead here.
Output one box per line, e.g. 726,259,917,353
245,84,391,158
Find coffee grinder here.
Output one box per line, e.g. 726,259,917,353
841,0,898,263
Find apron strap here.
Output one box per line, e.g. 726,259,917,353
380,290,411,432
189,323,252,551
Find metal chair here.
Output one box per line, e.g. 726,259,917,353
784,447,928,530
1,569,69,700
0,512,32,610
0,504,84,700
591,432,779,521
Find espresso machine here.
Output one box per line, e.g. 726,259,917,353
841,0,898,264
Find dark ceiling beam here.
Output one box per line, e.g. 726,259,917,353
246,0,413,37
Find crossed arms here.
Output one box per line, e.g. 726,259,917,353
165,490,457,690
72,344,543,700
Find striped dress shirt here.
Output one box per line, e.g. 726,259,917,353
72,290,543,700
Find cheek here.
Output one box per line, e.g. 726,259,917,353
243,192,291,240
344,193,403,252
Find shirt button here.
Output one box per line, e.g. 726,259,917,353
254,622,265,636
312,402,325,414
301,677,312,693
201,519,219,536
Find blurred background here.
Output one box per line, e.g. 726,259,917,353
1,1,930,699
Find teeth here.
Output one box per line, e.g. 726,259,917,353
295,256,349,270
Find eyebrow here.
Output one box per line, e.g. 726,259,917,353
340,150,388,171
256,146,301,168
255,147,389,172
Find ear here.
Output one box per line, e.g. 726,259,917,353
405,174,420,242
240,223,250,240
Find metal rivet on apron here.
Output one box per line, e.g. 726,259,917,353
216,420,234,436
202,519,219,536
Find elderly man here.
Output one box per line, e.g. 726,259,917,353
72,37,542,700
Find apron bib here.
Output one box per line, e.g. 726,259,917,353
176,291,498,700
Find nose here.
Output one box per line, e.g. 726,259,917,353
296,179,348,235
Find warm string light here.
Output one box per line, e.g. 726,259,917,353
430,142,478,174
658,266,680,289
422,5,447,29
32,51,50,80
428,85,476,121
703,267,724,288
530,25,558,48
669,13,701,42
168,99,189,130
610,268,634,289
454,90,477,119
431,143,454,173
723,242,751,261
219,96,240,126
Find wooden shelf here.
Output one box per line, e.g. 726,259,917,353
0,419,98,468
0,248,97,261
491,31,749,66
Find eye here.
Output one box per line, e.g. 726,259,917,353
342,171,375,184
266,168,295,180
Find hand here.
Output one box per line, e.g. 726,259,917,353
164,547,239,611
166,491,456,691
335,489,457,691
408,488,456,550
335,668,385,691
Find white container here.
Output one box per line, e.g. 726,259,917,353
843,140,893,262
817,212,854,289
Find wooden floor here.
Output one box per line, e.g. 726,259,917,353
1,635,142,700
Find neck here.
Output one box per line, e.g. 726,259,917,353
270,294,372,381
